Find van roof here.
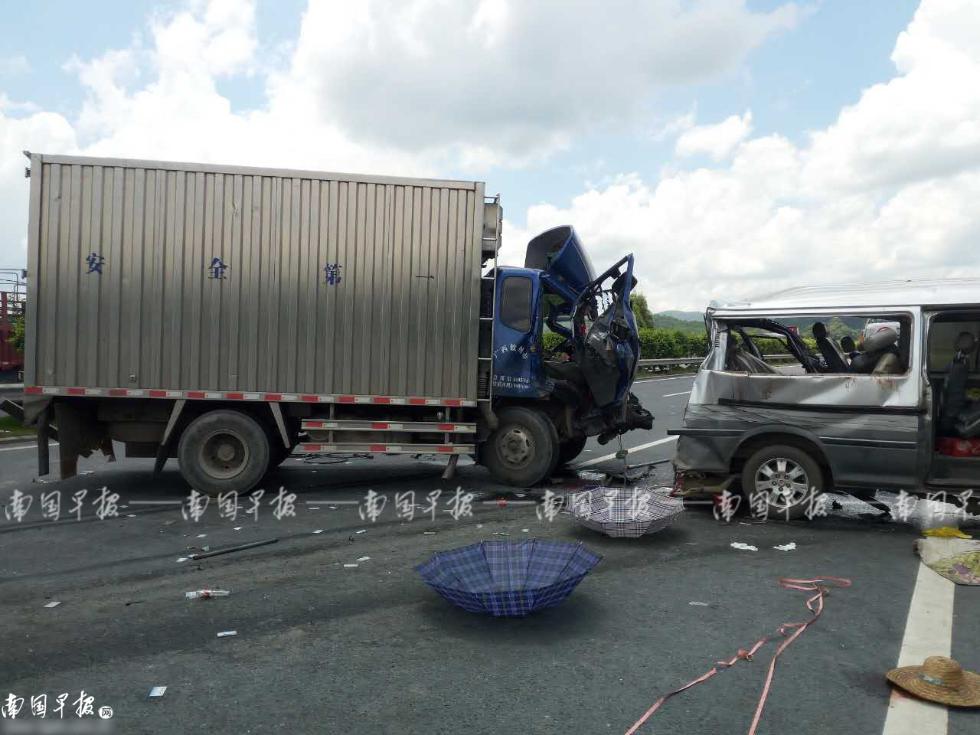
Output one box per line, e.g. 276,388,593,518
709,278,980,314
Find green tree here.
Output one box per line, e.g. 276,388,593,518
630,292,655,330
8,314,24,354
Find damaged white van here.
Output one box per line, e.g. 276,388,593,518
671,279,980,518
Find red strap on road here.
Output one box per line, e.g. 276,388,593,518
624,576,852,735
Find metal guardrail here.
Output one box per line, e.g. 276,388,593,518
637,354,793,369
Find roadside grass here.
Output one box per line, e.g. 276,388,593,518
0,414,32,438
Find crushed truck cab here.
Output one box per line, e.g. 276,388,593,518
19,154,651,492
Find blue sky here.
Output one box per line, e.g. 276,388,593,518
2,0,977,310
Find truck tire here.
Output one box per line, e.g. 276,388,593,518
178,410,270,496
557,436,588,466
740,444,824,521
484,407,559,487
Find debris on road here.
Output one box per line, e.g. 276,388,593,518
176,557,189,563
312,529,324,534
916,537,980,585
355,529,367,534
185,589,230,600
357,556,371,562
416,539,601,617
216,630,237,638
196,533,207,538
44,601,61,608
730,542,758,552
147,686,167,698
886,656,980,706
571,487,683,538
625,576,852,734
688,601,709,607
343,563,359,568
422,531,436,535
924,526,972,539
233,526,242,531
773,543,797,552
188,538,278,560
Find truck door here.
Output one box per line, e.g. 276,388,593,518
492,270,547,398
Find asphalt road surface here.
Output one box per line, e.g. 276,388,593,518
1,375,977,734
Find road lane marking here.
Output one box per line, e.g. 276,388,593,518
0,442,58,453
880,562,954,735
663,391,692,397
633,375,696,383
572,436,678,468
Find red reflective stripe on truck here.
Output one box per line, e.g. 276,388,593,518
24,386,473,407
436,446,453,453
369,444,387,452
371,422,389,430
437,423,454,431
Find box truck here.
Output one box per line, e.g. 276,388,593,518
17,153,652,494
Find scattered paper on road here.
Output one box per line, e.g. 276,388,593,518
216,630,237,637
357,556,371,562
312,529,324,534
44,601,61,608
355,529,366,534
688,601,709,607
148,686,167,698
730,542,758,551
773,542,797,551
343,563,359,568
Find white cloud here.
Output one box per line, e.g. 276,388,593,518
499,0,980,312
288,0,801,163
675,110,752,160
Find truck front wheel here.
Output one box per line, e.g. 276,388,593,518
483,407,559,486
178,410,270,496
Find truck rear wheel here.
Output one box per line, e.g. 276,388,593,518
484,407,559,486
178,410,270,496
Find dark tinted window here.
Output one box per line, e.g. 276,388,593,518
500,277,532,332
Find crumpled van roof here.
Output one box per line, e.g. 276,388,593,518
709,278,980,314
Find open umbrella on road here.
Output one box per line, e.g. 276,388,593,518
416,539,601,617
570,486,683,538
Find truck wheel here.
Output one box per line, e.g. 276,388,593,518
740,444,824,521
484,407,559,486
178,410,270,496
557,436,588,466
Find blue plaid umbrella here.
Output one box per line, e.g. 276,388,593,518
416,539,601,617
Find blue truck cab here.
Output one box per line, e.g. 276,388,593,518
480,226,653,484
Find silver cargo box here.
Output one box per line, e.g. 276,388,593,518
24,153,495,401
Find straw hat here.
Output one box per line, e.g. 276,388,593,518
886,656,980,707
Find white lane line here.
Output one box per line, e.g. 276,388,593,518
0,442,58,453
633,375,695,383
881,562,954,735
663,390,692,398
571,436,677,469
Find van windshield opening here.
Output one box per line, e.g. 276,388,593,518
721,315,911,375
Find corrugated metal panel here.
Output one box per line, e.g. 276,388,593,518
25,153,485,400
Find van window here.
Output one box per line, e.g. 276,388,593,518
928,316,980,372
720,314,911,376
500,276,533,333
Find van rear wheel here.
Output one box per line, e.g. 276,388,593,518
484,407,559,486
740,444,824,521
178,410,270,496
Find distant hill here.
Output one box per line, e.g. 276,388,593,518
651,313,705,334
657,310,703,322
